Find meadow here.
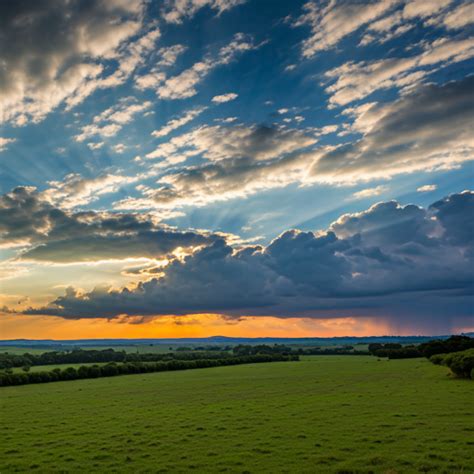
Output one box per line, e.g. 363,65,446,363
1,356,473,473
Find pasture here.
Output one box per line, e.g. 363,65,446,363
1,356,473,473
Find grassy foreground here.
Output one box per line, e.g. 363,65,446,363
1,356,473,473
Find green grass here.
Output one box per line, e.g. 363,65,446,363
1,356,472,473
0,347,54,355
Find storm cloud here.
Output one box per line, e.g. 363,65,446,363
28,191,474,332
0,186,217,262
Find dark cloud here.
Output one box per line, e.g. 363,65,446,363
311,76,474,182
0,187,217,262
28,191,474,332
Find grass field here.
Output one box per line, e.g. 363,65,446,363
1,356,473,473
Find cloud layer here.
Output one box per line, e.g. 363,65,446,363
25,191,474,333
0,186,217,262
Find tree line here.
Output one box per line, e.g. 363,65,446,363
0,348,240,370
0,353,299,387
368,336,474,359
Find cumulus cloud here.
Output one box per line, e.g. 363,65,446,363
0,0,161,125
151,107,207,138
161,0,247,24
294,0,398,58
324,36,474,106
27,191,474,334
0,186,217,262
212,93,238,103
75,98,152,142
157,33,257,99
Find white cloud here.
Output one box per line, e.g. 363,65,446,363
325,36,474,106
162,0,247,24
352,185,388,199
151,107,207,138
294,0,398,58
212,93,238,103
113,144,127,154
134,44,187,90
442,1,474,29
76,98,152,142
87,142,105,151
146,123,316,164
417,184,438,192
42,173,137,209
157,34,257,99
0,1,160,125
403,0,452,19
0,137,16,152
310,77,474,184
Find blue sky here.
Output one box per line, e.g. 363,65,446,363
0,0,473,337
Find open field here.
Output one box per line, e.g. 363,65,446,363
1,356,473,473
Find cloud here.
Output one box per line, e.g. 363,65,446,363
441,1,474,29
403,0,452,19
352,186,388,199
212,93,238,103
417,184,438,192
0,137,16,152
324,36,474,106
87,142,105,151
151,107,207,138
157,33,257,99
42,173,137,209
0,0,160,125
161,0,247,24
0,186,217,262
310,76,474,183
27,191,474,334
116,124,317,210
119,77,474,212
294,0,398,58
75,98,152,142
146,123,316,163
134,44,187,90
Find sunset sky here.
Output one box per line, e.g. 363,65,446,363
0,0,473,339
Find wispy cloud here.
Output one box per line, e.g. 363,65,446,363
212,92,238,103
151,106,207,138
352,185,388,199
157,34,258,99
75,98,152,142
417,184,437,192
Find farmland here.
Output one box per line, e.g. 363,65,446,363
1,356,473,473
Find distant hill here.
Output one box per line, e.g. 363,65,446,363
1,333,472,349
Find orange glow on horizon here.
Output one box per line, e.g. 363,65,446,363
1,311,402,340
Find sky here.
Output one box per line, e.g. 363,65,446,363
0,0,473,339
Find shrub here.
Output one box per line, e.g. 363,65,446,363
430,349,474,379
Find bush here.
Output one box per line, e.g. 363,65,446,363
419,336,474,358
430,349,474,379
